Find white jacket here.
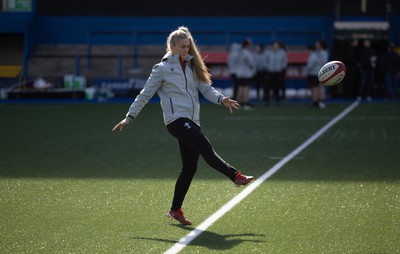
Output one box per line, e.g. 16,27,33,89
236,47,256,78
227,43,241,75
306,49,328,76
265,49,287,73
126,52,225,126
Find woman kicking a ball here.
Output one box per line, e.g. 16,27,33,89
112,26,254,225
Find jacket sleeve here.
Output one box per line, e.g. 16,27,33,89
283,51,288,69
198,82,224,105
305,54,316,75
126,63,163,119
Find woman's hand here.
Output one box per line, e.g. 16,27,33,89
112,118,131,132
222,97,240,114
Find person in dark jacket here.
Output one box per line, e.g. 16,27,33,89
112,26,254,225
343,39,360,99
381,43,400,100
357,39,377,101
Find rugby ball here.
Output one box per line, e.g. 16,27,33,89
318,60,346,86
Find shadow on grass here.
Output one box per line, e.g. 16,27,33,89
1,102,399,181
131,225,265,251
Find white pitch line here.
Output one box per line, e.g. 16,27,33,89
164,101,360,254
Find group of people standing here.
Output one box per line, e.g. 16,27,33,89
227,38,288,110
227,38,332,110
228,37,400,109
343,39,400,101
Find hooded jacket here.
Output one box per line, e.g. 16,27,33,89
126,52,225,126
227,43,241,75
236,47,256,78
306,49,328,76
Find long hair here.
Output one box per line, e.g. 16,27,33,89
166,26,212,85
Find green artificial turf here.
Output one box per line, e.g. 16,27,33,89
0,101,399,253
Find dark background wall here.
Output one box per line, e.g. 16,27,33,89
1,0,399,93
36,0,336,16
36,0,400,17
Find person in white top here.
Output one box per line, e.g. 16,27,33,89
112,26,254,225
305,40,329,108
265,41,288,105
236,38,256,110
227,42,241,100
253,43,268,101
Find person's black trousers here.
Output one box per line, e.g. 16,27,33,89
166,118,237,210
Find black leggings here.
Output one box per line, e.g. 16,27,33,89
166,118,238,210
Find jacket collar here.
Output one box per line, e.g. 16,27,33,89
162,52,193,63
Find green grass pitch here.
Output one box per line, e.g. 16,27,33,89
0,101,399,253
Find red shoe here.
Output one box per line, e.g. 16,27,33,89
167,208,192,225
233,171,254,187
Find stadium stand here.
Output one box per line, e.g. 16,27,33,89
0,0,399,99
0,65,22,78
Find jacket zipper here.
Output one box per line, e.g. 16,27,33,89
169,98,174,114
183,64,195,120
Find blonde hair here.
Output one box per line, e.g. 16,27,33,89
166,26,212,85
